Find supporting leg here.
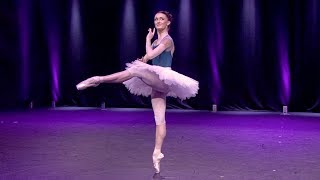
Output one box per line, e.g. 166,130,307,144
151,90,167,173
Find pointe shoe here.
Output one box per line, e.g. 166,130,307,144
153,153,164,173
76,76,101,90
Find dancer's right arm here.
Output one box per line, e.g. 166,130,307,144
145,28,155,55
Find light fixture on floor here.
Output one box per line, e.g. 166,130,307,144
51,101,56,108
101,102,105,109
282,105,288,115
212,104,217,112
29,101,33,109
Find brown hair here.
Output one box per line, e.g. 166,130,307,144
156,11,173,30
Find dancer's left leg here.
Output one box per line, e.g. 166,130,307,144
151,90,167,173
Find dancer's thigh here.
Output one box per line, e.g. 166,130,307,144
135,71,169,93
151,90,167,125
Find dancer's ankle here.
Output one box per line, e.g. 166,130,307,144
97,76,101,83
153,149,161,155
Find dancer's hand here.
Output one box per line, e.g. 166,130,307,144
142,57,148,63
146,28,155,41
138,56,148,63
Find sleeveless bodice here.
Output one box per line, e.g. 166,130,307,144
151,36,173,67
151,47,172,67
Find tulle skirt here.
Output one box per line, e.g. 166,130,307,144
123,60,199,100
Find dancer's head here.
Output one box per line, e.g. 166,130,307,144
154,11,173,32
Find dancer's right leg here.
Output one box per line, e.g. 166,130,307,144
76,70,133,90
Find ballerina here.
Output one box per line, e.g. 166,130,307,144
76,11,199,173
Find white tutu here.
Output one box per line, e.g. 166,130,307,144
123,60,199,100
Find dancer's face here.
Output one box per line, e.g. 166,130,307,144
154,13,171,31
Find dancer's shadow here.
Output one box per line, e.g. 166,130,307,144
152,173,165,180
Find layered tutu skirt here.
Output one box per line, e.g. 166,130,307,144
123,60,199,100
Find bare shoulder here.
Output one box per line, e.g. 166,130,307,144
161,36,174,47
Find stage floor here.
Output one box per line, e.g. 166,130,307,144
0,108,320,179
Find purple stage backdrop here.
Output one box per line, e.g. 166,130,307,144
0,0,319,111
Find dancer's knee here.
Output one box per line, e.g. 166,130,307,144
154,116,166,125
116,70,133,82
127,69,140,78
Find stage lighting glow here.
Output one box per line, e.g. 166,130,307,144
178,0,191,56
278,32,290,106
70,0,82,61
120,0,137,66
49,33,60,102
40,1,61,102
242,0,256,47
208,1,223,104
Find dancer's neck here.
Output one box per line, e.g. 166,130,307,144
157,30,169,41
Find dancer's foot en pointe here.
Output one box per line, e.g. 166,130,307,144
153,152,164,173
76,76,101,90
